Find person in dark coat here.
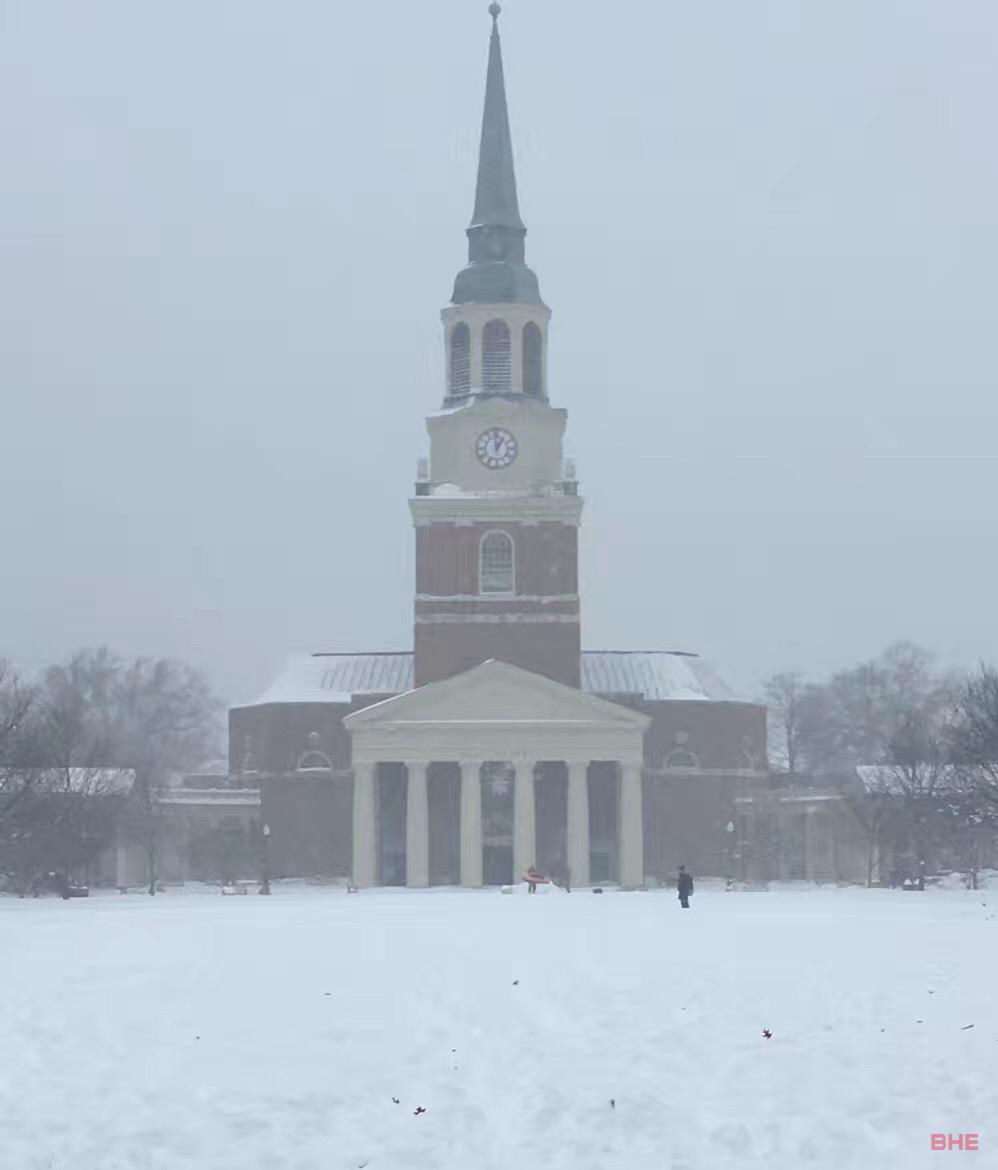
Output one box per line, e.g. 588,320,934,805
677,865,694,909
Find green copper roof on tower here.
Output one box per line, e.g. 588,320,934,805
471,3,524,232
452,4,543,306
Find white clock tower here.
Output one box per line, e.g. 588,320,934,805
411,4,583,690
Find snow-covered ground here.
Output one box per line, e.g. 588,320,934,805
3,885,995,1170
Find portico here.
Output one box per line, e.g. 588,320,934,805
344,660,650,889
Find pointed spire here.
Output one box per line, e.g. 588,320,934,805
471,3,524,232
452,4,542,305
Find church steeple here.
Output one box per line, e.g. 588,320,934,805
453,4,542,306
471,4,525,233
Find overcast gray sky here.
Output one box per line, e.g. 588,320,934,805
2,0,996,706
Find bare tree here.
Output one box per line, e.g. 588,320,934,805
47,650,222,893
763,671,806,774
951,665,998,800
843,773,892,888
881,711,953,886
794,643,958,775
0,661,43,883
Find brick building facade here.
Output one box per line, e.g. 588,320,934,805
226,7,768,888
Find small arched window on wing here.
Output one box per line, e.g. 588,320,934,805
297,751,333,772
664,749,700,770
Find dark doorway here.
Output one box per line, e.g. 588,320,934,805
377,763,407,886
782,812,807,880
481,762,514,885
428,763,461,885
534,761,567,882
588,763,619,883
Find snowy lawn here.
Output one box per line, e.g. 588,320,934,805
2,884,996,1170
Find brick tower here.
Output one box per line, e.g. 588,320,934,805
411,4,582,689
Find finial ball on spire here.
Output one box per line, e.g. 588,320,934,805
489,3,501,20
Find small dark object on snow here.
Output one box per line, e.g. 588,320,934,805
762,1029,772,1039
916,1020,923,1024
961,1024,975,1030
195,1035,200,1040
414,1106,426,1116
928,990,935,995
610,1098,615,1109
593,887,604,895
392,1097,400,1104
513,980,519,986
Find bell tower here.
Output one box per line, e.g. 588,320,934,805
411,3,583,689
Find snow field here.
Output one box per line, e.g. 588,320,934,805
1,885,995,1169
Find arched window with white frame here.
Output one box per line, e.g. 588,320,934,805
480,530,514,594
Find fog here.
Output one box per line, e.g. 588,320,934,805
2,0,996,705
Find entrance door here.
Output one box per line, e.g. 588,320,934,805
534,762,567,882
428,763,461,885
377,763,407,886
481,762,514,886
588,763,619,883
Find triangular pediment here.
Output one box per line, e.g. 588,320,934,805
344,660,650,731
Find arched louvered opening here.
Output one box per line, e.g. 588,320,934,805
449,322,471,397
523,322,543,396
482,319,511,393
297,751,333,772
480,530,514,594
664,749,700,770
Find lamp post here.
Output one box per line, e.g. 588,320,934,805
725,820,735,891
260,823,271,895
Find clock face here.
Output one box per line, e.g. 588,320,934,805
476,427,518,470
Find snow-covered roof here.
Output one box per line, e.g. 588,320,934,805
246,653,414,706
241,650,743,709
581,651,739,703
156,789,261,808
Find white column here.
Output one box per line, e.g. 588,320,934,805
619,762,645,888
566,761,590,888
513,759,536,881
406,762,429,888
459,761,483,888
352,762,378,888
